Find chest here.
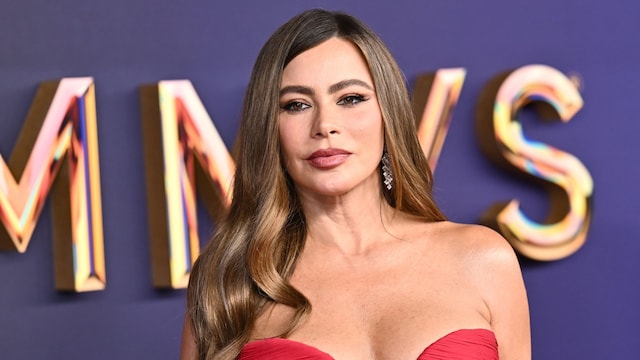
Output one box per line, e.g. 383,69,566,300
239,329,498,360
254,268,489,360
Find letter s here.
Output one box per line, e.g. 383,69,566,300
476,65,593,261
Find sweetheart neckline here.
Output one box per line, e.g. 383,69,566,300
241,328,496,359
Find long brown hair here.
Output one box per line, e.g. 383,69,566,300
187,9,446,359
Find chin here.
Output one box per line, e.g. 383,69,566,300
297,182,350,198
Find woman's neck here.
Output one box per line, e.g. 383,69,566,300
300,191,400,256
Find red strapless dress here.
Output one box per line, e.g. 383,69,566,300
238,328,498,359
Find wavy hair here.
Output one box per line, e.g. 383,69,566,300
187,9,446,360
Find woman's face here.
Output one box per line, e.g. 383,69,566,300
278,37,384,200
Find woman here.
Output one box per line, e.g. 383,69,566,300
181,9,530,360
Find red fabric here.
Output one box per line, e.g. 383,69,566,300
418,329,498,360
238,328,498,359
240,337,332,359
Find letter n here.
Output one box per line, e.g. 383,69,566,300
140,80,235,289
0,78,105,292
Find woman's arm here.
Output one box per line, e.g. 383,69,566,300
472,225,531,360
180,314,197,360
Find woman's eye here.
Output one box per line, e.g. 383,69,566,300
337,94,367,106
281,101,310,112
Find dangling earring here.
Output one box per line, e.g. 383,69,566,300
381,150,393,190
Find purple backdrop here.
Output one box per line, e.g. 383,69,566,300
1,1,638,359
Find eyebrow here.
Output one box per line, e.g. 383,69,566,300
328,79,373,94
279,79,373,97
279,85,314,97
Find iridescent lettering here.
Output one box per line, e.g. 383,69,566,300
0,78,105,291
413,68,466,170
476,65,593,260
140,80,235,288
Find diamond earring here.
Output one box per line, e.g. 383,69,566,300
381,151,393,190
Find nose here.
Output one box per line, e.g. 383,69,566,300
311,106,339,138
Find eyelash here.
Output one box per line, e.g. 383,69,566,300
337,94,368,106
280,94,369,113
281,101,310,113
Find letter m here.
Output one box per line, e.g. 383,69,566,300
0,78,105,292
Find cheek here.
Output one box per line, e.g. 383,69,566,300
278,128,296,166
353,115,384,146
280,144,291,165
350,105,383,131
279,119,308,159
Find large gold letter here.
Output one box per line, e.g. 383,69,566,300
413,68,466,170
140,80,235,289
0,78,105,291
476,65,593,260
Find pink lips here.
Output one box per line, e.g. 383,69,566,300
306,148,351,169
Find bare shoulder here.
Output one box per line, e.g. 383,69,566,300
422,221,517,263
431,221,530,359
430,221,522,289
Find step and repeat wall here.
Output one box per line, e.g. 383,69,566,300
1,1,637,359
